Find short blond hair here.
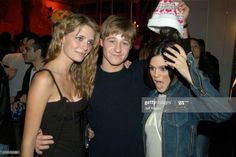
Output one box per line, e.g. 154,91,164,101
101,15,136,44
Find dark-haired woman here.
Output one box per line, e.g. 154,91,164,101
143,41,232,157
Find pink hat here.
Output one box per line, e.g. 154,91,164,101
147,0,184,37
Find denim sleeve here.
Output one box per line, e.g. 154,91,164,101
187,53,232,122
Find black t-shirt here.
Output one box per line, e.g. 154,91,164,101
88,61,149,157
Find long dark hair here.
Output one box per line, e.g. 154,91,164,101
144,40,180,89
159,27,183,45
191,38,220,90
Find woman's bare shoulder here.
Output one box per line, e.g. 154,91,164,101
31,70,55,88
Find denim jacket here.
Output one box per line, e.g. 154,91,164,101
143,53,232,157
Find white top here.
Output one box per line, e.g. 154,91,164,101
145,94,166,157
2,53,30,96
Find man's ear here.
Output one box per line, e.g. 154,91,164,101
100,38,103,47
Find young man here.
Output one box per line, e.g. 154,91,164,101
34,15,149,157
87,15,149,157
15,35,48,103
12,35,49,153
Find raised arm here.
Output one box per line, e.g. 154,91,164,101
163,43,232,121
164,43,193,84
177,0,190,39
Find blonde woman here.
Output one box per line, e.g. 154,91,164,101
21,13,100,157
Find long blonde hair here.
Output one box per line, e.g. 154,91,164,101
46,13,100,99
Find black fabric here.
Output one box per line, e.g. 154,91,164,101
0,64,14,144
35,69,88,157
88,61,150,157
199,52,220,90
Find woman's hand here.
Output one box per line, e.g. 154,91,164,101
163,44,193,84
176,0,190,22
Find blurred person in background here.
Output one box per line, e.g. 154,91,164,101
0,62,14,156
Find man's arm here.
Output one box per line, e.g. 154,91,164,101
35,129,54,155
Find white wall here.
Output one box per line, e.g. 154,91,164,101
186,0,236,96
